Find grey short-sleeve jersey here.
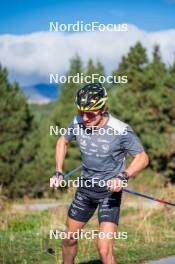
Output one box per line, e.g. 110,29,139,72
64,114,144,182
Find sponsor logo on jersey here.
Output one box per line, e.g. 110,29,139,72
97,139,110,143
90,149,98,153
91,142,98,147
101,144,109,152
80,139,87,147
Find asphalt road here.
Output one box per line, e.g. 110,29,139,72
145,256,175,264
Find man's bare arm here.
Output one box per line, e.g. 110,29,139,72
55,136,70,172
126,151,149,178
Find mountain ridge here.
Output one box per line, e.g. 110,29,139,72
21,83,59,104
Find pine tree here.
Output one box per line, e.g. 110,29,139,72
110,43,175,182
0,65,38,197
110,42,148,123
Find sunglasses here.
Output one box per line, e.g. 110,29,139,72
78,110,101,119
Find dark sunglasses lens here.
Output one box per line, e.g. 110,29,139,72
79,111,96,118
86,112,96,118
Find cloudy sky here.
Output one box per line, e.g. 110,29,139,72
0,0,175,86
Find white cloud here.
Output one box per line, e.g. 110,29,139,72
0,24,175,85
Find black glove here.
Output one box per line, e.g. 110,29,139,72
116,171,129,183
53,171,64,178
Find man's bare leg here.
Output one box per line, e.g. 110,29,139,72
97,222,117,264
62,216,86,264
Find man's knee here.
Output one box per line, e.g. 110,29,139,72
98,246,110,259
97,241,112,258
62,231,78,247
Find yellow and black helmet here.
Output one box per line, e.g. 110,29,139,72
75,83,108,111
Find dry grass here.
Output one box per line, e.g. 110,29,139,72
0,185,175,263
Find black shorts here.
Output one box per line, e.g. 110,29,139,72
68,188,122,225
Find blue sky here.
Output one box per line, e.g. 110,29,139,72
0,0,175,86
0,0,175,34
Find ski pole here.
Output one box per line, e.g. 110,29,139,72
64,165,83,180
63,165,175,207
123,189,175,206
